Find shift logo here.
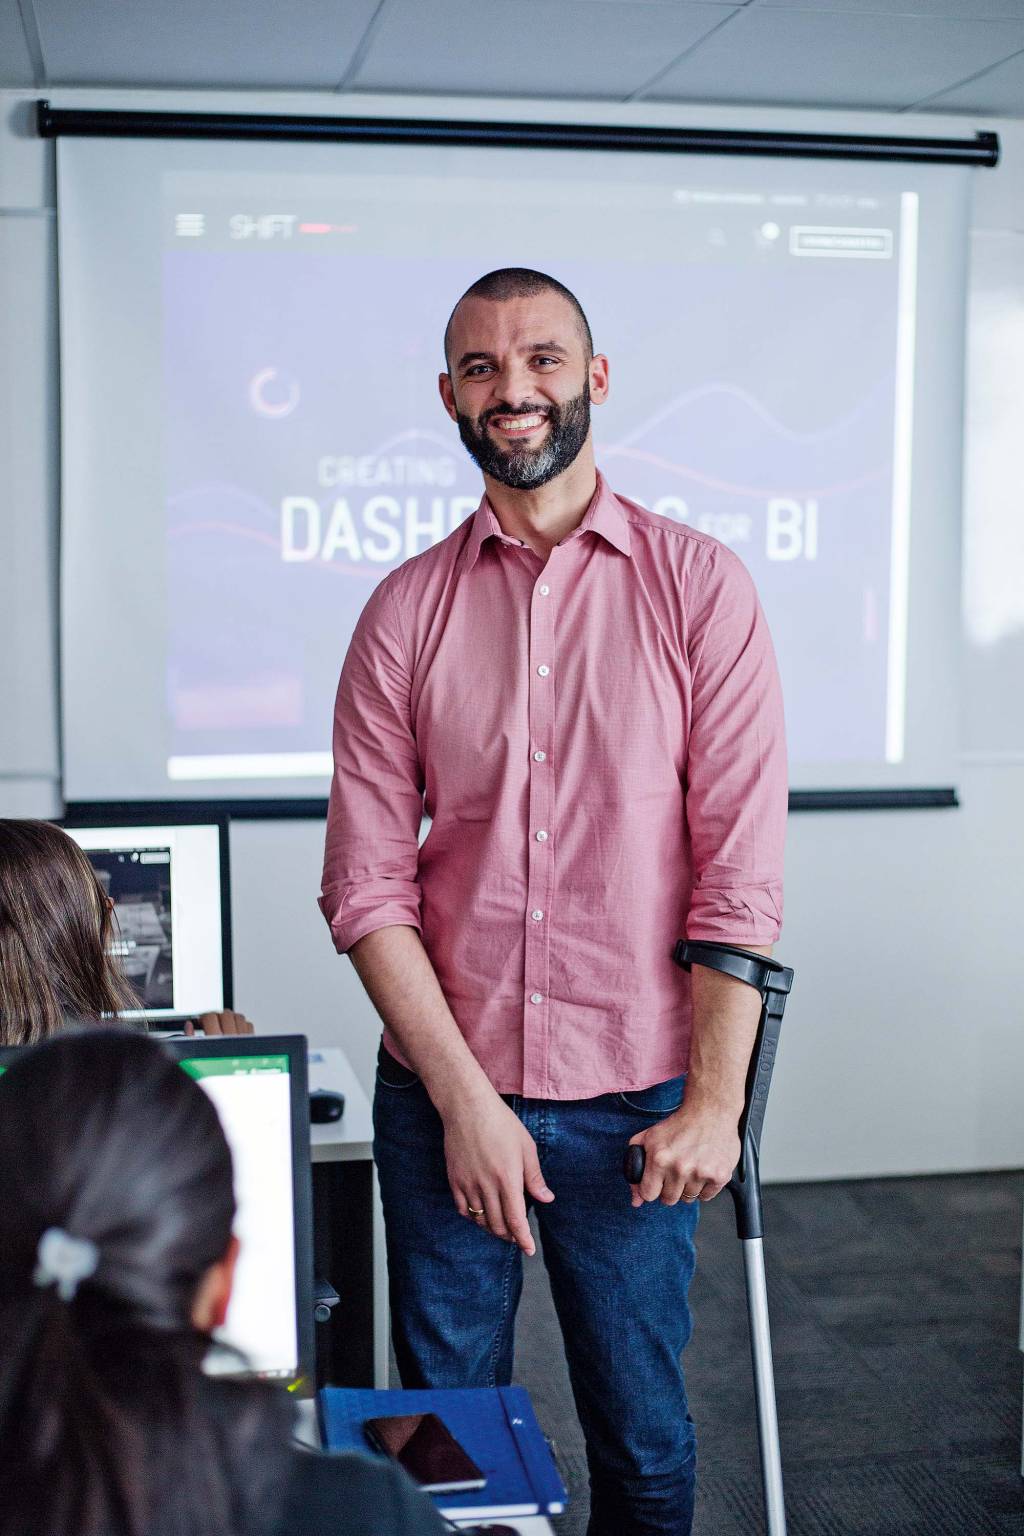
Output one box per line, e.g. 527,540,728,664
249,368,300,419
230,213,297,240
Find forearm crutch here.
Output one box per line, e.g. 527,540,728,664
623,940,794,1536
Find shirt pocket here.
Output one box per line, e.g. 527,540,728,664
616,1073,687,1116
375,1043,422,1090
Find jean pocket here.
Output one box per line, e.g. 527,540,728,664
617,1074,687,1116
375,1042,422,1090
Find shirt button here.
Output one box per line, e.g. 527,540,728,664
531,909,544,921
533,750,546,763
537,664,550,677
539,584,550,596
535,829,549,842
530,992,544,1005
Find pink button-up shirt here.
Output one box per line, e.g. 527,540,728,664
320,474,786,1099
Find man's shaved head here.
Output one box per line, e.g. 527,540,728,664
443,268,593,370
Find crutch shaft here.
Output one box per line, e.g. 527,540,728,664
623,943,795,1536
743,1239,787,1536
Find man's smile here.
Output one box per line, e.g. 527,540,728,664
487,412,549,439
457,380,590,490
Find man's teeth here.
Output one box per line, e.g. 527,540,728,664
493,414,545,433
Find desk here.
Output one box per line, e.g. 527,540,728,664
306,1051,555,1536
308,1047,389,1388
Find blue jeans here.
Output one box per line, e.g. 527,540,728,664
373,1045,699,1536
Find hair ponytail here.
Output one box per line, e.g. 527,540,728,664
0,1284,145,1535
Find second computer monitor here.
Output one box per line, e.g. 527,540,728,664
164,1034,315,1394
63,815,231,1023
0,1033,315,1397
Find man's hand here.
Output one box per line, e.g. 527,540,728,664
441,1093,554,1255
628,1098,741,1208
630,939,772,1208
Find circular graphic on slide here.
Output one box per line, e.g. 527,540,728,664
248,367,300,419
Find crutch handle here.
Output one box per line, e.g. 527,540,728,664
623,942,794,1240
623,1143,646,1184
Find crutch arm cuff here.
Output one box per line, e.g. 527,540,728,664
673,940,792,998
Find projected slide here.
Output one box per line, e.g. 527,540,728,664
59,137,966,799
162,174,913,782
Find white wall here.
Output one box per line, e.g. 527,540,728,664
2,85,1022,1178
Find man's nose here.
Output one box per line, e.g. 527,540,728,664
490,363,539,409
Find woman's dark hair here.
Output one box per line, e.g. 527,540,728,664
0,1030,288,1536
0,819,141,1044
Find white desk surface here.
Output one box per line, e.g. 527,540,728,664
308,1046,373,1162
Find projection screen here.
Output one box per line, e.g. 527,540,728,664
57,132,969,802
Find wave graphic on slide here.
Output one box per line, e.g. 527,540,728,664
168,516,375,582
601,446,889,501
607,376,891,453
169,484,279,524
599,373,892,501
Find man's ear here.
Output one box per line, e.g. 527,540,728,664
191,1234,240,1333
438,371,459,423
588,353,610,406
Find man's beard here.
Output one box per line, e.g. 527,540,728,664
456,388,591,491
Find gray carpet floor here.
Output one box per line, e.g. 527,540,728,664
510,1171,1024,1535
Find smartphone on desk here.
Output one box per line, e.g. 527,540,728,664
363,1412,486,1494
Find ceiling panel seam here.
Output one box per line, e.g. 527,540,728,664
14,0,46,87
757,4,1024,14
624,7,745,102
899,40,1024,111
336,0,391,92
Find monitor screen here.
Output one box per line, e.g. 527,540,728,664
62,819,230,1020
0,1033,314,1395
171,1040,310,1387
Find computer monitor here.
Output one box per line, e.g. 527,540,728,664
61,813,232,1023
0,1033,315,1397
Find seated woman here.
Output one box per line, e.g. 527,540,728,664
0,818,253,1043
0,1029,447,1536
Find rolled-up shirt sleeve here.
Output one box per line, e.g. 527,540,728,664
319,574,424,954
683,544,787,945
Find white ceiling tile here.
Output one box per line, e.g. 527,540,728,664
758,0,1024,17
914,45,1024,110
352,0,739,98
0,0,37,86
640,9,1024,108
31,0,384,88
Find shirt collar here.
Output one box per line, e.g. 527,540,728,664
463,472,631,572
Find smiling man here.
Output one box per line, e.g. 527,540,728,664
320,268,788,1536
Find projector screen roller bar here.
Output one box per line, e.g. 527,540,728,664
36,101,1000,168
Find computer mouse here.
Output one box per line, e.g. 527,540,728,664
309,1089,345,1124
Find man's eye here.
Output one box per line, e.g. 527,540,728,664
534,357,559,368
465,364,492,378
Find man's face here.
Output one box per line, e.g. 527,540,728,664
440,291,607,491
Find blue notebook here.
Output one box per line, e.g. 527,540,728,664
319,1384,567,1519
